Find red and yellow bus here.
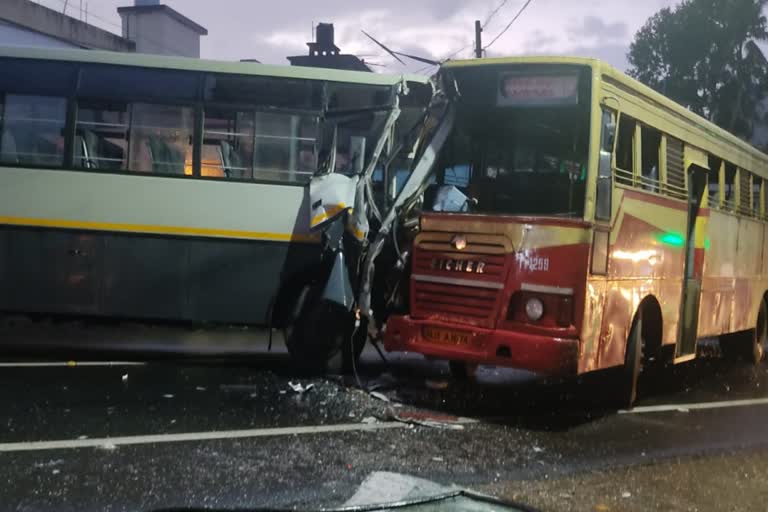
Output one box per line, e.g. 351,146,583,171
382,57,768,405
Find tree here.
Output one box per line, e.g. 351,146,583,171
627,0,768,142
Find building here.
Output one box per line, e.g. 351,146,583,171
0,0,206,57
288,23,371,72
118,0,207,58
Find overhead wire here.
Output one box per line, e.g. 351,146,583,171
412,0,514,73
483,0,536,51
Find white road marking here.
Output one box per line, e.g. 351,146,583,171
0,422,418,453
0,361,146,367
620,397,768,414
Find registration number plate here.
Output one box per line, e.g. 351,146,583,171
422,326,470,346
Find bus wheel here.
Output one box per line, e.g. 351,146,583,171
448,361,477,380
616,312,644,409
721,301,767,364
285,284,366,374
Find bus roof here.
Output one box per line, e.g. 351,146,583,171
0,45,429,88
444,55,768,175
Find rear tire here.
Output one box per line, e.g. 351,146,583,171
721,301,767,364
612,312,643,409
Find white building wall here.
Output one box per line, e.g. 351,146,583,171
0,19,80,49
121,12,200,58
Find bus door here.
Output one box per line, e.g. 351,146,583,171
676,163,708,360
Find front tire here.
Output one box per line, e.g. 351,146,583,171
285,284,366,374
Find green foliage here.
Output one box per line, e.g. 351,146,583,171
627,0,768,142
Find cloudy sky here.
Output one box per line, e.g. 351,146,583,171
41,0,684,71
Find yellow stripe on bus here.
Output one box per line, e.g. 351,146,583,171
310,204,348,227
0,216,320,244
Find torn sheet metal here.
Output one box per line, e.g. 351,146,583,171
309,172,358,231
357,101,455,324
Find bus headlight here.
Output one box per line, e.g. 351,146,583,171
525,297,544,322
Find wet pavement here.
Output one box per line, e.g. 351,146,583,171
1,327,768,511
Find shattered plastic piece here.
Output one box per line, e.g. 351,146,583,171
52,469,61,475
195,386,206,391
288,382,315,394
163,394,174,399
532,446,544,453
677,407,690,413
391,411,466,430
100,443,117,451
621,491,632,498
369,391,390,402
361,416,379,424
121,374,128,382
432,457,444,462
77,435,88,440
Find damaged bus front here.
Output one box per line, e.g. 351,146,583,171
369,58,596,379
282,73,434,372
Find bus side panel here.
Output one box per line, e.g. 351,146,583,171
734,217,764,332
1,226,318,326
187,237,315,325
596,188,687,369
103,234,189,320
0,229,7,309
699,211,737,337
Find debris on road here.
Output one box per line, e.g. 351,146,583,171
621,491,632,498
368,391,390,402
288,381,315,394
121,374,128,382
388,410,467,430
360,416,379,424
163,394,174,399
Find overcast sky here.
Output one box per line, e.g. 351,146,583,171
42,0,687,71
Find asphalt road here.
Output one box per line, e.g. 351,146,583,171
1,325,768,511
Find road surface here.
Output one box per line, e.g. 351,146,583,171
0,326,767,511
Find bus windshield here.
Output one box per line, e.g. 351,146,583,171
427,65,591,218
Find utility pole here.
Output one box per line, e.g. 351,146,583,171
474,20,482,58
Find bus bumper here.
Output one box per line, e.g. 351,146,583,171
384,315,579,376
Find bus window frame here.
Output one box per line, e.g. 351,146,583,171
595,106,617,222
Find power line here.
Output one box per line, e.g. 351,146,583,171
482,0,511,29
483,0,536,51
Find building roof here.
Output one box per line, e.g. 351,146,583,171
117,4,208,35
0,45,428,87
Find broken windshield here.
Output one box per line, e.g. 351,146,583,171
425,65,592,218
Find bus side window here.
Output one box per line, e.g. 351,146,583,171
614,114,635,185
253,112,318,184
723,162,737,211
707,155,722,209
753,176,763,217
595,107,616,221
640,125,661,191
0,94,66,167
74,100,129,171
129,103,194,175
202,108,254,180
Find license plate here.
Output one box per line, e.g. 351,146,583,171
422,326,470,346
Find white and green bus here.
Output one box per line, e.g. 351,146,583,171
0,46,432,370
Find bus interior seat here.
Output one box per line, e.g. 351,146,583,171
147,136,184,174
0,129,19,164
220,140,245,179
